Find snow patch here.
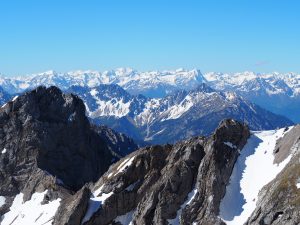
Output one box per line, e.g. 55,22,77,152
296,181,300,189
125,180,140,192
163,95,194,121
224,142,237,149
90,89,98,97
81,190,113,224
1,191,61,225
114,210,135,225
114,156,136,177
0,196,6,207
89,98,131,118
167,188,197,225
12,95,18,101
219,128,292,225
2,148,7,154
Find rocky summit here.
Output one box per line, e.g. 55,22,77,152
0,86,137,224
0,86,299,225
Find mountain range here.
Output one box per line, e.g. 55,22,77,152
0,68,299,122
1,87,299,225
67,83,292,144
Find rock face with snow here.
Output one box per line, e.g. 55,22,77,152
219,125,300,225
205,71,300,123
0,88,299,225
67,84,293,144
52,119,250,225
245,125,300,225
0,86,137,224
52,120,300,225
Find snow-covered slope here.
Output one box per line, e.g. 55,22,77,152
219,126,294,225
1,190,61,225
67,84,293,144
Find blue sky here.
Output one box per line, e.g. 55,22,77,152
0,0,299,76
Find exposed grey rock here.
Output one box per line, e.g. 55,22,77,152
92,125,139,157
77,119,250,225
0,86,137,221
53,186,91,225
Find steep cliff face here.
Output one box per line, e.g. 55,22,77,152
51,119,249,225
0,86,137,224
92,125,139,157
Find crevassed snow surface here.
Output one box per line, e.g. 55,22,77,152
167,188,197,225
0,196,6,207
219,127,293,225
114,210,135,225
1,191,61,225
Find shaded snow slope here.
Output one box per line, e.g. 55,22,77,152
219,127,293,225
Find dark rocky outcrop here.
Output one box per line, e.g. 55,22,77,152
0,86,137,218
61,119,249,225
92,125,139,158
53,186,91,225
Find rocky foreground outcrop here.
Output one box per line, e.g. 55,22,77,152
51,119,250,225
1,86,299,225
0,86,137,222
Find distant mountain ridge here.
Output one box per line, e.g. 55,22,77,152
67,83,293,144
205,71,300,122
0,68,205,98
1,68,299,121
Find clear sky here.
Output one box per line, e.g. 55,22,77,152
0,0,299,76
